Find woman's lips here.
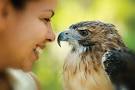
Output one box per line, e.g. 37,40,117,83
33,45,45,60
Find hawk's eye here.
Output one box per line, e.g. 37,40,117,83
78,30,89,36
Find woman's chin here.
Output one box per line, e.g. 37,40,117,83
20,57,35,72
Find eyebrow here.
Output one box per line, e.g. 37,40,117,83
50,10,55,18
48,9,55,18
43,9,55,18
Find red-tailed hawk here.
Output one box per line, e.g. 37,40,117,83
57,21,135,90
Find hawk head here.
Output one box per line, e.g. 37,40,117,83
58,21,125,53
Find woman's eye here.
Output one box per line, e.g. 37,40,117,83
44,18,51,22
78,30,89,36
40,18,51,24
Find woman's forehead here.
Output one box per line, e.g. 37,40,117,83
31,0,57,7
26,0,57,12
30,0,57,2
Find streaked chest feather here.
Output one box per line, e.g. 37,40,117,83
63,52,114,90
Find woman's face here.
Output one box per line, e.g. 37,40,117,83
0,0,57,71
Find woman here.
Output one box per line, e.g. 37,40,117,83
0,0,57,90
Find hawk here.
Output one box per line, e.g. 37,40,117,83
57,21,135,90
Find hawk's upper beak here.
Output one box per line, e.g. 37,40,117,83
57,30,81,47
57,32,70,47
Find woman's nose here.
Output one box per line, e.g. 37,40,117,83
46,26,55,42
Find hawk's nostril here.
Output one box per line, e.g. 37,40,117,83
65,32,68,35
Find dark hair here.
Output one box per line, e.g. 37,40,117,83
10,0,27,10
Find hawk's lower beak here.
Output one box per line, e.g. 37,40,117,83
57,32,69,47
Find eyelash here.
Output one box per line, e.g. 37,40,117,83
40,18,51,24
44,18,51,22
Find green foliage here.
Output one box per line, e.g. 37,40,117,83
33,0,135,89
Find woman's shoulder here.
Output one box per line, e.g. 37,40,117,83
6,69,40,90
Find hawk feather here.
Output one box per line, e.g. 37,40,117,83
58,21,135,90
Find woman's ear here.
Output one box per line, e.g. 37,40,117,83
0,0,8,32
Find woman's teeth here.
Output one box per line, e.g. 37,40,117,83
34,47,43,55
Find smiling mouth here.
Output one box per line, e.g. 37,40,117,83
33,45,45,60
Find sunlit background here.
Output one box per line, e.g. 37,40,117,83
32,0,135,90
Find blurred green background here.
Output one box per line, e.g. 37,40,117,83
32,0,135,90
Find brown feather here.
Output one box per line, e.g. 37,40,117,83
62,21,126,90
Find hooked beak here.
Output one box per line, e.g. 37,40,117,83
57,29,81,47
57,32,63,47
57,32,69,47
